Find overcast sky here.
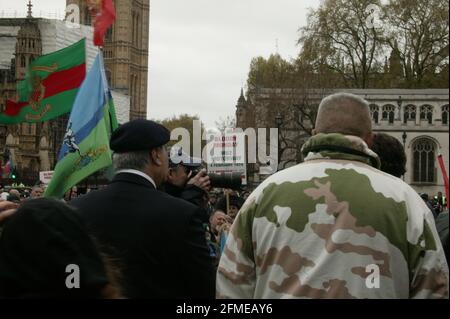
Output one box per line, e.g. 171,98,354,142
2,0,320,127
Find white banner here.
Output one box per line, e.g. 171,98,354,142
207,131,247,185
39,171,54,185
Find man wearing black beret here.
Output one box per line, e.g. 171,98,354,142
71,119,215,298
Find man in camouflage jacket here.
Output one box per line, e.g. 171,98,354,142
217,93,449,299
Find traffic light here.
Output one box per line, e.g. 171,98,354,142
11,169,16,180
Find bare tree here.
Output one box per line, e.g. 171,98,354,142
214,115,236,134
382,0,449,87
298,0,385,88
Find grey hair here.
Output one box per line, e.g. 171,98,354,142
315,92,372,138
112,150,152,171
320,92,369,110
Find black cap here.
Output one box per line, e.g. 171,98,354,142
215,195,245,212
169,147,202,168
110,119,170,153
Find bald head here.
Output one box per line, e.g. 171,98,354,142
314,93,372,141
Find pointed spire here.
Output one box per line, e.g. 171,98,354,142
27,0,33,18
237,87,246,105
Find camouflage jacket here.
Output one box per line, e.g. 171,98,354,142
217,133,449,299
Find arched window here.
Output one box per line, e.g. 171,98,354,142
404,105,416,124
382,105,395,124
135,13,139,45
134,75,139,104
84,7,92,25
131,12,136,44
420,105,433,124
413,138,437,183
130,75,135,108
370,105,379,124
20,56,26,67
105,26,113,41
442,105,449,125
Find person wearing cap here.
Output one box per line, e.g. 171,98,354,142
70,119,215,299
419,193,439,219
215,192,244,221
164,147,211,214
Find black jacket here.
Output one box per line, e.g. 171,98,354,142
164,183,205,206
164,182,209,222
435,212,449,265
70,172,215,299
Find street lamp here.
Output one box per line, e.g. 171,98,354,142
275,112,283,168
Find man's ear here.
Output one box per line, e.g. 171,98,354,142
150,149,162,166
167,168,175,180
364,132,374,147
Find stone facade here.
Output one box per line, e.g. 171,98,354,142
236,88,449,196
0,1,146,184
66,0,149,120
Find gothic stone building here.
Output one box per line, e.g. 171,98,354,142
67,0,149,120
0,1,148,184
236,88,449,196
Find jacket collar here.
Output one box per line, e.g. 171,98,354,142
112,171,157,189
301,133,381,169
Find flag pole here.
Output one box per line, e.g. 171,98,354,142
437,154,449,208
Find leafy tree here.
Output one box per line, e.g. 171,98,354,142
298,0,384,88
154,114,205,157
381,0,449,87
247,54,298,90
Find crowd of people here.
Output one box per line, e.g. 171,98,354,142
0,93,449,299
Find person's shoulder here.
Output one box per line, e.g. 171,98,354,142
70,187,107,206
159,191,198,212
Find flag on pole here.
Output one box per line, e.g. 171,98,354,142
44,54,117,198
89,0,116,46
437,154,449,207
0,39,86,125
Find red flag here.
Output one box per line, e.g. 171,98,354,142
92,0,116,46
437,154,449,207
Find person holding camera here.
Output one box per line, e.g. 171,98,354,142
164,147,211,215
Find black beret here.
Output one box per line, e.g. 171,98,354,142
110,119,170,153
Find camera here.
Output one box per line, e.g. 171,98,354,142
190,169,243,190
208,172,243,190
